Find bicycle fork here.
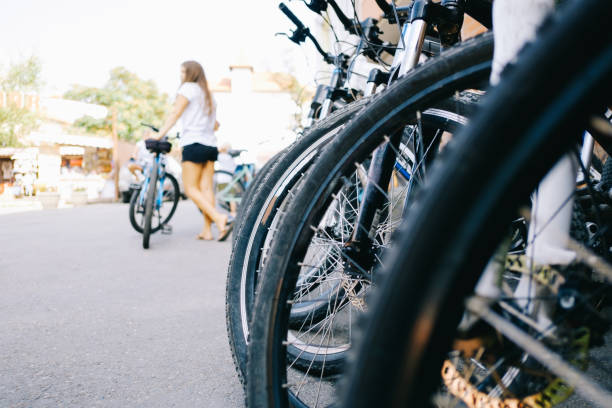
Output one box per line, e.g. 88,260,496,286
342,129,405,278
341,0,466,278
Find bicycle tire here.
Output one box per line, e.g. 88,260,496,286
226,94,372,386
129,172,180,234
128,188,144,233
338,1,612,406
142,160,158,249
265,103,476,378
247,31,494,408
160,172,180,226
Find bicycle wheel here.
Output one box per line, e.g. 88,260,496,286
129,172,179,233
214,170,245,214
129,188,145,233
158,172,180,225
226,95,371,386
339,1,612,406
247,32,494,408
143,161,158,249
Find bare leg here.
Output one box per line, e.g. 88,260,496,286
199,161,215,237
182,161,226,238
201,160,229,238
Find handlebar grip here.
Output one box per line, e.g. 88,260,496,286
279,3,305,30
375,0,392,15
141,122,160,132
326,0,357,35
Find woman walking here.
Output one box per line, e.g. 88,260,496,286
154,60,231,241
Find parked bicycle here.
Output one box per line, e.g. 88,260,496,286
213,149,254,216
225,1,493,406
338,1,612,408
128,123,180,249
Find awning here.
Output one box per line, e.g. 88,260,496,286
0,148,17,158
27,128,113,149
40,98,108,124
60,146,86,155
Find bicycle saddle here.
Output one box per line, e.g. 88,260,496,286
145,139,172,154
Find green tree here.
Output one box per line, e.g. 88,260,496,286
64,67,170,142
1,55,43,92
0,55,42,147
0,108,38,147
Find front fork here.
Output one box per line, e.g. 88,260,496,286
343,129,405,275
319,68,345,120
341,0,467,276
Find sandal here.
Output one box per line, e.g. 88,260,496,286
217,216,234,242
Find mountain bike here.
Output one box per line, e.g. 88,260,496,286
226,0,429,386
128,124,180,249
242,1,496,406
213,149,253,216
337,0,612,407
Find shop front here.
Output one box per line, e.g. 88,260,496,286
0,148,16,195
27,125,116,202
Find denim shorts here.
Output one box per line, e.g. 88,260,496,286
182,143,218,163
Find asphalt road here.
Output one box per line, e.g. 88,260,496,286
0,202,244,407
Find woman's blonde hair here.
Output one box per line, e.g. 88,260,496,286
181,60,214,115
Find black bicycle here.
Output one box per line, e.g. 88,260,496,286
226,0,415,387
339,0,612,407
244,0,496,406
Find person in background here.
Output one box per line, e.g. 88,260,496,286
152,60,231,241
128,130,154,176
23,172,34,197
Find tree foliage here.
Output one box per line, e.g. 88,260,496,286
64,67,170,142
0,106,38,147
1,55,43,93
0,55,42,147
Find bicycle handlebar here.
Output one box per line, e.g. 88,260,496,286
279,3,305,30
141,123,159,133
304,0,327,14
278,3,335,65
326,0,359,35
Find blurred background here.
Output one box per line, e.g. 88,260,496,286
0,0,482,212
0,0,341,209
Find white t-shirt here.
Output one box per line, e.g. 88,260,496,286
177,82,217,148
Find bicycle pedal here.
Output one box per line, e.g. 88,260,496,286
161,224,173,234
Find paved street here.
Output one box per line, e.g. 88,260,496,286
0,202,244,407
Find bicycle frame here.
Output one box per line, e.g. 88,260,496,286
138,153,167,213
216,164,254,205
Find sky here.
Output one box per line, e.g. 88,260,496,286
0,0,332,96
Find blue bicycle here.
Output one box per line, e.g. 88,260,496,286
128,124,180,249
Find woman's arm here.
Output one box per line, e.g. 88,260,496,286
155,95,189,139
